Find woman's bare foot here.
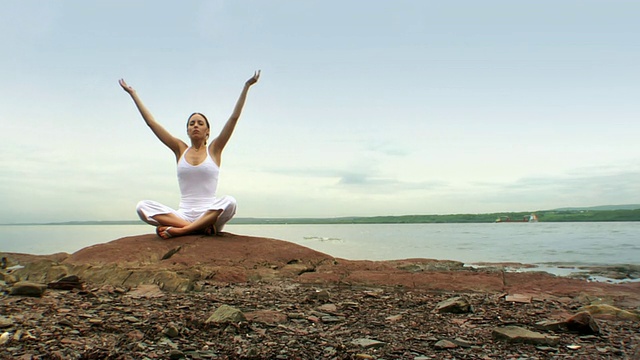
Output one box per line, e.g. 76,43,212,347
156,226,176,239
204,224,217,236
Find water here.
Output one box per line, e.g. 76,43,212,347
227,222,640,266
1,222,638,271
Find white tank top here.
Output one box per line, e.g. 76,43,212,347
177,148,219,211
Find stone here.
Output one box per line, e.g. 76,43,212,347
308,289,331,301
452,338,474,348
163,324,180,338
47,275,83,290
580,304,639,321
127,330,144,341
321,315,343,323
126,284,164,298
492,326,560,346
245,310,288,325
535,319,567,332
317,303,337,313
4,274,17,284
168,349,185,359
435,296,472,313
0,332,10,345
206,305,246,324
9,281,47,297
0,317,13,329
566,311,600,334
535,311,600,335
505,294,532,303
351,338,386,349
385,314,402,322
161,246,182,260
434,339,458,349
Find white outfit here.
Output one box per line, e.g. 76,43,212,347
137,147,237,231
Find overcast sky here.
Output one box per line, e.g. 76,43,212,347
1,0,639,223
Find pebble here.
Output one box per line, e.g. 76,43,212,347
434,339,458,349
0,332,10,345
351,338,386,349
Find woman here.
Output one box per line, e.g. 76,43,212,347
119,71,260,239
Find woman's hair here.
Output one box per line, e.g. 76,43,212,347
187,112,210,129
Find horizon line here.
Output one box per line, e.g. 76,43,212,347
3,204,640,226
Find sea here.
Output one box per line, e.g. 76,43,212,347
1,222,639,281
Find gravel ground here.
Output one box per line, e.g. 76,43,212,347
1,281,639,359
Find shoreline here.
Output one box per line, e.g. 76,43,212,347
4,252,640,284
3,251,640,285
3,223,638,269
468,262,640,284
2,232,640,296
5,257,640,285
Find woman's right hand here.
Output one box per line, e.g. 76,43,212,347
119,79,135,95
245,70,261,87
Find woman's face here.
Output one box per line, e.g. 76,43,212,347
187,114,210,140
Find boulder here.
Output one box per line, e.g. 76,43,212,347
566,311,600,334
535,311,600,334
47,275,83,290
435,296,472,313
206,305,246,324
9,281,47,297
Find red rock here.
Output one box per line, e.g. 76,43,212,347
566,311,600,334
127,330,144,341
126,284,164,298
2,232,640,304
505,294,532,303
244,310,288,325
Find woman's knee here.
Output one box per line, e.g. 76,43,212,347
223,196,237,215
136,200,159,225
136,200,149,212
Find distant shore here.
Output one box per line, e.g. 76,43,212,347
4,206,640,226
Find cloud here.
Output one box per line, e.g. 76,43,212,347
263,164,446,191
364,141,410,157
336,172,447,193
463,165,640,211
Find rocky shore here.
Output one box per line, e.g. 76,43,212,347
1,232,639,359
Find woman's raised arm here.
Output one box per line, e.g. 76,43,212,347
210,71,261,161
119,79,184,158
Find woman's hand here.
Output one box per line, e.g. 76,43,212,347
119,79,135,95
245,70,261,87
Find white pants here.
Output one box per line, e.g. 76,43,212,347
136,195,237,231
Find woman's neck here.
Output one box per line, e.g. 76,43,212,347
191,142,206,152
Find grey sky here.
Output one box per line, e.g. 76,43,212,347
1,0,638,223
